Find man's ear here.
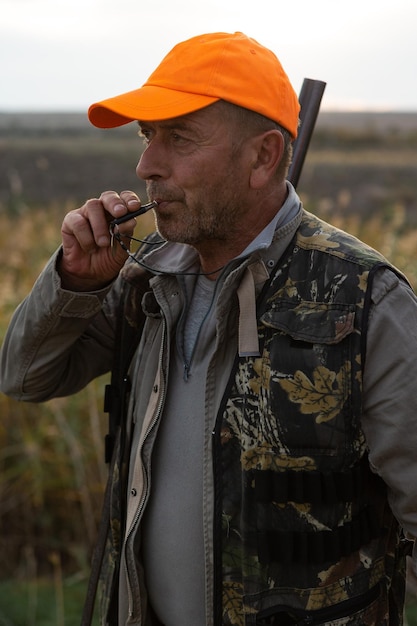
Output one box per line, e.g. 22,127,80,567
249,130,284,189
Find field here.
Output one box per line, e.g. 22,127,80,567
1,110,417,624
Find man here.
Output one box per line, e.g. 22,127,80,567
1,32,416,626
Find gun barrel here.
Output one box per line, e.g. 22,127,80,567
288,78,326,189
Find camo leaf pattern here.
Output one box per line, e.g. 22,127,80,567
276,362,351,423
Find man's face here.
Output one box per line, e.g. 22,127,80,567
136,103,254,247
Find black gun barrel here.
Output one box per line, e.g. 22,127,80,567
288,78,326,189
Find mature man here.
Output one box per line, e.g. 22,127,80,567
1,32,417,625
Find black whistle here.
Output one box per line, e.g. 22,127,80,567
110,200,158,228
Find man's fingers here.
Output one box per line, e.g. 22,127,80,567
99,190,140,218
100,190,142,239
119,190,141,210
62,209,100,252
61,190,143,258
58,191,146,289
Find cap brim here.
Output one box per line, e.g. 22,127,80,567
88,85,220,128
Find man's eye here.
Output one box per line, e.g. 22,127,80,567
171,132,190,145
138,128,152,144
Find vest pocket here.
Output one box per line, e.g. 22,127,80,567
258,300,357,456
261,301,355,345
255,582,382,625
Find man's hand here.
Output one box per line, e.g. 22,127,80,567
59,190,142,291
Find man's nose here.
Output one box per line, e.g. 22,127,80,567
136,143,168,180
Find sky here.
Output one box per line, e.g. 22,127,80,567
1,0,416,113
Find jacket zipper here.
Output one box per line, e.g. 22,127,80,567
125,321,167,619
178,273,220,382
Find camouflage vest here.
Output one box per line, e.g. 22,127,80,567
214,211,409,625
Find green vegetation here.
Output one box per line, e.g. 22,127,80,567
0,577,98,626
1,112,417,623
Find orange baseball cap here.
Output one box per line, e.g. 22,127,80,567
88,32,300,138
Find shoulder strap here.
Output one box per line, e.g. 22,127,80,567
104,230,163,463
103,274,147,463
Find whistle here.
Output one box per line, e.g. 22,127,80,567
109,200,158,228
